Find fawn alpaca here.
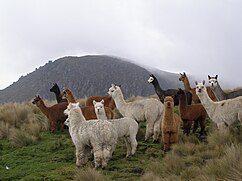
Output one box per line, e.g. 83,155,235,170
195,81,242,129
176,88,207,136
108,84,164,142
208,75,242,101
93,100,138,157
32,96,67,132
62,87,113,119
64,102,117,168
148,74,192,105
50,83,67,103
161,96,181,151
179,72,217,103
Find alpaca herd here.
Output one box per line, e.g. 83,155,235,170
31,71,242,168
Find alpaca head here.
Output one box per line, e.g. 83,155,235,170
64,102,80,116
208,75,218,88
164,96,174,109
176,88,185,98
179,72,187,82
195,80,206,95
62,88,72,99
93,99,105,113
32,95,43,106
108,84,121,98
50,83,60,93
147,74,156,83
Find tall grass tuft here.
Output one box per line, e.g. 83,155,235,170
74,167,109,181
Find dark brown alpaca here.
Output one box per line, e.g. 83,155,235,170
176,88,207,136
32,96,68,133
179,72,217,103
50,83,67,103
86,96,116,110
62,88,114,119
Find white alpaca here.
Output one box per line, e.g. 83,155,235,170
195,81,242,129
64,102,118,168
108,84,164,142
93,99,139,157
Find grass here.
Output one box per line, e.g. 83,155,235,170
0,99,242,180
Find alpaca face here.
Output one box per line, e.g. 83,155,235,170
179,72,186,82
195,81,206,95
64,102,80,116
147,75,154,83
32,96,42,106
208,75,218,88
108,84,120,97
164,96,174,109
93,100,105,113
62,88,71,99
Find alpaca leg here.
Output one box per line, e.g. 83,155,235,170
199,119,206,136
153,118,162,142
124,137,132,157
129,135,138,156
182,119,190,135
75,146,88,167
145,122,154,142
170,132,178,145
50,119,57,133
93,146,102,169
102,145,113,168
163,132,170,151
192,120,199,134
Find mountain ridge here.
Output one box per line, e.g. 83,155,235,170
0,55,184,103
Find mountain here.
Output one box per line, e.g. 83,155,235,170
0,55,184,103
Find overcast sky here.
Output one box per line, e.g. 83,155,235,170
0,0,242,90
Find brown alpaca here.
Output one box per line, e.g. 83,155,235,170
176,88,207,136
86,96,116,110
161,96,181,151
62,88,114,119
32,96,68,133
179,72,217,103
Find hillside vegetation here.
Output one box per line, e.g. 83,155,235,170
0,96,241,181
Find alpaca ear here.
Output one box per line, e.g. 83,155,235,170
93,100,96,105
179,73,182,75
203,80,205,85
101,99,104,104
215,75,218,79
208,75,211,79
195,81,198,85
111,84,115,87
183,72,186,75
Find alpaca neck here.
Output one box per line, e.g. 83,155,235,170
37,101,50,117
68,93,77,103
69,111,85,132
212,82,227,101
112,89,127,113
96,110,107,120
197,88,216,118
178,95,188,116
151,79,165,99
183,77,192,91
54,89,62,103
163,106,174,127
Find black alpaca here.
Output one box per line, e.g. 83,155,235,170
50,83,67,103
148,74,192,105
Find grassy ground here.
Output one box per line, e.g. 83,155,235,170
0,126,164,181
0,100,242,181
